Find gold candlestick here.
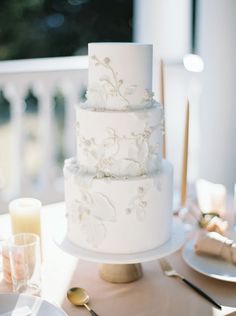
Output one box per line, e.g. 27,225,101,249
180,100,190,208
160,59,165,105
160,59,167,159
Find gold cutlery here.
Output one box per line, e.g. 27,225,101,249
67,287,98,316
159,258,221,310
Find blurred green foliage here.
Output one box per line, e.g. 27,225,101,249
0,0,133,60
0,0,133,121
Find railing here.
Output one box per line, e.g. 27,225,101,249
0,56,88,210
0,56,202,212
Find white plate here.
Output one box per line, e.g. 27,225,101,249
183,239,236,282
54,218,186,264
0,293,68,316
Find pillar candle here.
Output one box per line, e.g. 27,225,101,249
9,198,42,237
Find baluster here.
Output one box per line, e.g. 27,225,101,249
0,58,88,207
34,83,55,192
61,81,78,159
5,84,26,196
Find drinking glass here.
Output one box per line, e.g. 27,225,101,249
0,240,13,283
7,233,41,296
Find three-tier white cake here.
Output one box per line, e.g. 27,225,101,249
64,43,173,254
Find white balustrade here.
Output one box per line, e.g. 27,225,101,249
0,56,88,210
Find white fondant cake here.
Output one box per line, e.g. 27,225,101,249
76,103,163,177
64,43,173,254
65,158,173,254
87,43,153,110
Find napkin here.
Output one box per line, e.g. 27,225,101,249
195,232,236,264
202,215,228,235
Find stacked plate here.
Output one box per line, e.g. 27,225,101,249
0,294,67,316
183,239,236,283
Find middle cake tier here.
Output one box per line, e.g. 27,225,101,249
76,102,163,177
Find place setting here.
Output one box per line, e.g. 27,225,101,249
166,84,236,311
170,99,236,288
180,177,236,284
183,232,236,283
0,198,68,316
0,293,67,316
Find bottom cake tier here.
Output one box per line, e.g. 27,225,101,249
64,158,173,254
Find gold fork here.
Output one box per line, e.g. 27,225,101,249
159,258,221,310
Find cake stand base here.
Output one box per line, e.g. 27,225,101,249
99,263,142,283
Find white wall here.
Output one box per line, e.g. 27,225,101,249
134,0,236,193
134,0,191,97
198,0,236,191
134,0,199,196
134,0,191,59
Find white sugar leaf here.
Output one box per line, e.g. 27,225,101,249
149,127,159,144
135,135,144,147
76,122,80,132
103,142,119,158
119,159,140,176
127,144,138,159
81,192,93,205
133,111,149,120
99,75,110,82
104,137,116,148
106,127,116,138
124,84,137,96
135,141,149,161
108,89,116,95
153,177,162,191
85,150,101,167
136,207,146,221
75,174,93,190
89,149,98,158
91,192,116,222
81,217,106,248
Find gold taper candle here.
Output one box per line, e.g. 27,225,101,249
160,59,165,105
180,100,190,207
160,59,166,159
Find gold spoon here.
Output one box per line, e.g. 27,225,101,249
67,287,98,316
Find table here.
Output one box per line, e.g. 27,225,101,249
0,203,236,316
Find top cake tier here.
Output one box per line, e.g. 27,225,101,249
86,43,153,110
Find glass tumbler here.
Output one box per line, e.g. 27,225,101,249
7,233,41,296
1,240,13,283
